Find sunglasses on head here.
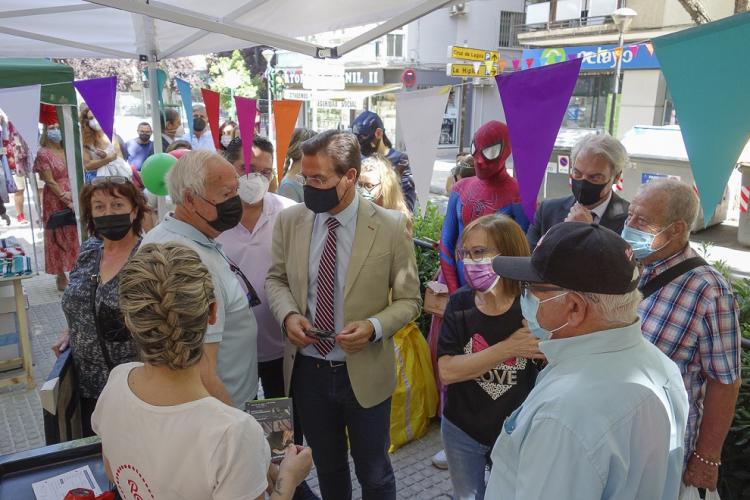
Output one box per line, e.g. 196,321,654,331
227,260,261,307
91,175,129,187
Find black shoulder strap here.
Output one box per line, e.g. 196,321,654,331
639,257,707,299
89,244,114,370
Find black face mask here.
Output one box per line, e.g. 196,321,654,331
571,178,609,206
193,117,207,132
197,194,242,232
138,133,151,143
303,180,343,214
93,214,133,241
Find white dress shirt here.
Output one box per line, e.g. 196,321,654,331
589,192,612,223
301,196,382,361
181,130,216,152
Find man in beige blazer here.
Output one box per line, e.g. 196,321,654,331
266,130,421,500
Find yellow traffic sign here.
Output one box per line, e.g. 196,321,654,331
449,46,500,63
446,63,498,78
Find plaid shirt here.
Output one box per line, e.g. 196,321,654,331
638,245,741,458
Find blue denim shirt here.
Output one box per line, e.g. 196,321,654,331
486,321,688,500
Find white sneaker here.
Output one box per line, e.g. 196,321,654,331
432,449,448,469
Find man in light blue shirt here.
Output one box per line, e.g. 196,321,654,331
181,103,216,151
488,222,688,500
142,150,257,408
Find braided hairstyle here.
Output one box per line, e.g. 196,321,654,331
119,243,215,370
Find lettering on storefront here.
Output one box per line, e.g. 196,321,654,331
281,68,383,87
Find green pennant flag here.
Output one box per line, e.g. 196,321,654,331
652,12,750,225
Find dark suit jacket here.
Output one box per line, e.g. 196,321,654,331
526,192,629,249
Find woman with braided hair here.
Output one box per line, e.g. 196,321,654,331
92,242,312,500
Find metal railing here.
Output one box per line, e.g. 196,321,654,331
514,15,614,35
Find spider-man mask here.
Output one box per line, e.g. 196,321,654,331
470,121,512,180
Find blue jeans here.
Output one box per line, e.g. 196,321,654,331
441,416,492,500
292,355,396,500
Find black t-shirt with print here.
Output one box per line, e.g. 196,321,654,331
437,287,537,446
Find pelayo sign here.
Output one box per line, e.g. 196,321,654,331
522,43,660,71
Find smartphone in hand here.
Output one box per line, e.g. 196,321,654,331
306,327,337,339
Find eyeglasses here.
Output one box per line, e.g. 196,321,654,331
222,256,261,307
91,176,129,186
470,141,503,161
520,282,567,298
457,246,499,262
295,173,341,189
358,182,381,193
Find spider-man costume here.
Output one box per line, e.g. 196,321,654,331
439,121,528,293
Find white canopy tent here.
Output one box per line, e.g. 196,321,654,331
0,0,452,216
0,0,451,59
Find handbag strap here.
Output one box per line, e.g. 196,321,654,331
89,244,115,370
639,257,707,299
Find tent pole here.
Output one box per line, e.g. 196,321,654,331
147,58,166,220
23,175,39,275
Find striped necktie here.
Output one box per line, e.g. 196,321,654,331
313,217,340,357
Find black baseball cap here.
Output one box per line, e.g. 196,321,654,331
492,222,639,294
351,111,384,142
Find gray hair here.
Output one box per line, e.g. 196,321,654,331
579,269,642,324
571,133,630,178
192,103,206,114
166,150,216,204
637,178,700,230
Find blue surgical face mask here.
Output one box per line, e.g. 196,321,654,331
46,129,62,143
520,289,569,340
621,224,672,260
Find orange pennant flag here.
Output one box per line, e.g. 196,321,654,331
498,60,507,73
613,47,623,60
645,41,654,56
272,100,303,181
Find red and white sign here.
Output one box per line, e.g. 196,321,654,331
401,68,417,88
741,185,749,214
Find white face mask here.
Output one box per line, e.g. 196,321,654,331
238,173,269,205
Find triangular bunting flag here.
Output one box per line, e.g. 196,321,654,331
73,76,117,141
273,100,303,181
613,47,623,60
629,44,640,58
175,78,194,138
396,86,451,208
496,58,583,220
644,41,654,55
234,96,257,175
525,58,534,69
143,68,167,107
498,60,507,73
512,59,520,71
0,85,41,165
652,11,750,224
472,62,481,72
567,54,578,60
200,88,221,150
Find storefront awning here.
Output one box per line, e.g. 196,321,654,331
283,85,402,108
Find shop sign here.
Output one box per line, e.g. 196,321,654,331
344,69,383,86
522,44,660,71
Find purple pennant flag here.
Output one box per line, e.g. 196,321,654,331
234,96,257,175
496,58,582,221
73,76,117,141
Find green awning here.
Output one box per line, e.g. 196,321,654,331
0,58,76,105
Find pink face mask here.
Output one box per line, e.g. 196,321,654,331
463,258,500,293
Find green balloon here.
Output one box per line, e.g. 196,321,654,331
141,153,177,196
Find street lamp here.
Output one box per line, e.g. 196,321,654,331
608,7,637,136
261,48,275,138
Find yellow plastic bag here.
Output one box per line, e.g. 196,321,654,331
389,322,439,453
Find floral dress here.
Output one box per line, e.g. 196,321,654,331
61,237,139,399
33,147,80,274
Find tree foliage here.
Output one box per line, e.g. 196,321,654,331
207,50,261,114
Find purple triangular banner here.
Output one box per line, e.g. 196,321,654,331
496,58,582,220
73,76,117,141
